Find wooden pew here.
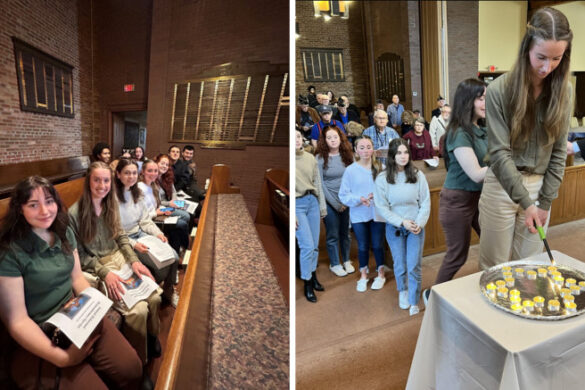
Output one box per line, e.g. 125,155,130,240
0,156,90,198
156,164,238,390
156,164,289,389
254,168,289,304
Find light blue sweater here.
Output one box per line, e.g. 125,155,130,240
374,170,431,228
339,162,385,224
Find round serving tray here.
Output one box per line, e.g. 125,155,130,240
479,260,585,320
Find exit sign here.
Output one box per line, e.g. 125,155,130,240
124,84,135,92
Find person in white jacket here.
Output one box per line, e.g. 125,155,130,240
428,104,451,155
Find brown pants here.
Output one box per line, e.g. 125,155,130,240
435,188,481,284
11,318,142,390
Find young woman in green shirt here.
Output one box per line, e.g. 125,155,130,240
0,176,141,389
479,7,573,269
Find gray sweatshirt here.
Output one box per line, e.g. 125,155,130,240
317,154,349,212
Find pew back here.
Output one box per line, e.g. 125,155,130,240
0,156,90,198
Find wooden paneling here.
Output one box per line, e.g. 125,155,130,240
419,1,441,120
550,164,585,225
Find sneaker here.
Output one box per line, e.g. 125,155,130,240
409,305,420,316
356,278,369,292
399,290,410,309
163,288,179,309
371,276,386,290
343,261,356,274
422,288,431,307
330,264,348,277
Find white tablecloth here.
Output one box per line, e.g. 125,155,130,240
407,251,585,390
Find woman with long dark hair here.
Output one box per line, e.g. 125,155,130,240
424,79,488,301
374,138,430,315
68,161,162,366
479,8,573,269
0,177,142,389
115,158,179,307
315,125,355,277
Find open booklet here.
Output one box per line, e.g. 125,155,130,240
43,287,112,349
112,263,159,309
137,234,176,269
174,199,198,214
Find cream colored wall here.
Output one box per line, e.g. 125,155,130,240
553,2,585,71
478,1,527,72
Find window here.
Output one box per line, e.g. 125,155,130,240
169,73,289,146
12,38,74,118
300,48,345,82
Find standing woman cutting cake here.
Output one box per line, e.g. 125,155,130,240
479,7,573,269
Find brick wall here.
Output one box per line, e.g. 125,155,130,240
0,0,89,165
447,1,479,103
295,1,369,110
146,0,289,216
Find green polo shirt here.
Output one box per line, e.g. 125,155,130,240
0,228,76,323
443,126,488,192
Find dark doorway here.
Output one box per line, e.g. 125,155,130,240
111,111,147,158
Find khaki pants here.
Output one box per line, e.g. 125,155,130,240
478,169,549,270
99,251,162,364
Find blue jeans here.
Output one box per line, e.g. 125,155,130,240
296,195,320,281
386,225,425,305
323,203,351,267
352,221,385,272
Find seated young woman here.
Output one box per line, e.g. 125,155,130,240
0,176,142,389
68,161,162,366
138,159,190,257
154,154,191,229
114,158,179,307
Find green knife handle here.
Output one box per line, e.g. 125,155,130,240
536,225,546,240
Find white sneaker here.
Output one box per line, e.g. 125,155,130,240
343,261,356,274
330,264,348,277
399,290,410,309
356,278,369,292
409,305,420,316
371,276,386,290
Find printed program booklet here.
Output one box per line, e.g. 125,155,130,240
43,287,112,349
175,199,198,214
137,235,176,269
112,263,159,309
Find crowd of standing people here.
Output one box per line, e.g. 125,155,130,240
296,8,574,319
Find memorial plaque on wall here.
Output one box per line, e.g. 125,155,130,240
169,72,289,147
12,38,74,118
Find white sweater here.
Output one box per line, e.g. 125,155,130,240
118,189,163,247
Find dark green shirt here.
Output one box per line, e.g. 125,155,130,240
443,126,488,192
68,201,139,280
0,228,76,323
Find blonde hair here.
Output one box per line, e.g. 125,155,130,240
506,7,572,147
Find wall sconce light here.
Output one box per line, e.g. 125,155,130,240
313,1,349,19
296,22,300,39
